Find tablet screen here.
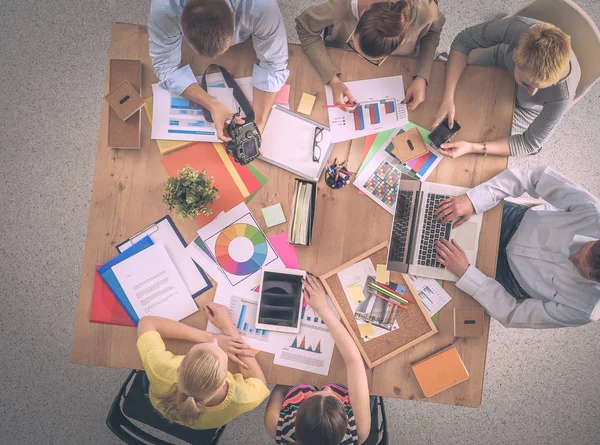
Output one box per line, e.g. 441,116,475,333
257,271,304,328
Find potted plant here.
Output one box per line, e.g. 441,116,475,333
163,165,219,219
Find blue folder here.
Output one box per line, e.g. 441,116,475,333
97,236,154,325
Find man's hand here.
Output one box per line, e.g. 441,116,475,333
215,334,253,370
303,274,330,316
402,77,427,111
438,140,474,159
329,76,357,112
203,302,237,336
435,195,475,227
210,102,243,142
435,239,470,277
432,98,456,129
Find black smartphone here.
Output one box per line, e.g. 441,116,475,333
429,118,461,148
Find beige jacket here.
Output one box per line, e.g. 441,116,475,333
295,0,445,84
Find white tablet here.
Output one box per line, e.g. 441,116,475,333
255,268,306,334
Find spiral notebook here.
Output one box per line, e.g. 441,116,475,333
411,344,469,397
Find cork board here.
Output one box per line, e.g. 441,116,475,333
321,242,437,368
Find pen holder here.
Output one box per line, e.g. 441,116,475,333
325,160,352,190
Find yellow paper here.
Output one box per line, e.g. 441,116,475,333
358,323,375,339
347,284,365,303
376,264,390,285
213,143,250,197
143,97,193,155
297,92,316,116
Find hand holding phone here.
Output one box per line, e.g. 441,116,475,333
429,118,461,148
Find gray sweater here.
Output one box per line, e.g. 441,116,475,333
451,17,581,156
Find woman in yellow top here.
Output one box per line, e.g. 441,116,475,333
136,302,270,429
296,0,445,110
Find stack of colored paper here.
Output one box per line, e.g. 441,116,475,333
162,142,267,227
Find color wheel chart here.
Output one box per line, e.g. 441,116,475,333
201,208,280,288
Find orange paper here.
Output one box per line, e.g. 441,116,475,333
162,143,247,226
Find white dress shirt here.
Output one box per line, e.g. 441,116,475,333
456,167,600,329
148,0,289,96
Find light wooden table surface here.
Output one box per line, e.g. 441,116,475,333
71,23,515,408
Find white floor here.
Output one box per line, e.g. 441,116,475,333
0,1,598,444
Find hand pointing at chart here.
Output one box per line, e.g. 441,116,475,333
328,76,357,111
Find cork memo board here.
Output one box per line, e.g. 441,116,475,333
320,242,437,368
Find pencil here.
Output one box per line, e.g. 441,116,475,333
367,290,408,310
375,281,416,304
368,282,409,304
322,103,361,109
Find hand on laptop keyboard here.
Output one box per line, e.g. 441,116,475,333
435,194,474,228
435,239,470,277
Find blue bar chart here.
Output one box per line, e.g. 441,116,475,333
301,305,325,325
233,299,269,340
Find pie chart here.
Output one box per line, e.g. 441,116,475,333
215,224,268,276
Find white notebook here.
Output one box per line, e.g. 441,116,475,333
260,105,334,181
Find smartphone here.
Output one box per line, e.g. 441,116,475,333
429,118,461,148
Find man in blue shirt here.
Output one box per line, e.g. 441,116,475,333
149,0,289,141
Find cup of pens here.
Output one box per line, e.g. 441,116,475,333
325,159,352,190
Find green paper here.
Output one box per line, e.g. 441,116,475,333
431,313,439,326
245,164,268,203
261,203,286,228
356,129,394,176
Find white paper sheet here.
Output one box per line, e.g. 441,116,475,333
196,203,284,291
325,76,409,143
337,258,399,341
118,218,210,297
111,243,198,321
151,84,234,142
408,275,452,316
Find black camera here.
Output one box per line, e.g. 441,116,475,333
225,113,261,165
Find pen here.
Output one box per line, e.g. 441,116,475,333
367,291,408,309
375,281,416,304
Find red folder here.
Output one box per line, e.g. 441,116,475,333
89,264,135,327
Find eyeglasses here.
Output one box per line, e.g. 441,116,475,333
313,127,324,162
346,30,389,67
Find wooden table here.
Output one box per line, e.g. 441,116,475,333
71,23,515,408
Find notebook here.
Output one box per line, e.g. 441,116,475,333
90,264,135,327
411,344,469,398
260,105,334,181
288,179,316,246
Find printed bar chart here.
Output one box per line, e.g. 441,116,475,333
367,103,380,125
384,100,395,114
236,303,269,336
301,306,326,324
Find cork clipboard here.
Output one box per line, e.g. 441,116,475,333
320,242,437,368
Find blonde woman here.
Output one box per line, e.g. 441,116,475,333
296,0,445,110
136,303,270,428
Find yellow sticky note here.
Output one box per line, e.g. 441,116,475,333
297,92,316,116
347,284,365,303
358,323,375,339
376,264,390,285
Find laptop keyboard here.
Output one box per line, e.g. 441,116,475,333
417,194,452,268
389,190,414,262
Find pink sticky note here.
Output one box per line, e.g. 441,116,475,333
268,233,299,269
274,84,291,105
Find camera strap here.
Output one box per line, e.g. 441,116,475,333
199,64,255,123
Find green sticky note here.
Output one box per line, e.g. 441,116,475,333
261,203,286,228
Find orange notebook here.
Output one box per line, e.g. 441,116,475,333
411,344,469,398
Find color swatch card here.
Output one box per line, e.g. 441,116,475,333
196,203,284,290
325,76,408,143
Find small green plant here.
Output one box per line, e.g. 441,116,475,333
163,165,219,219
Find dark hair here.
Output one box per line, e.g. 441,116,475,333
589,240,600,282
295,395,348,445
355,1,414,58
181,0,234,57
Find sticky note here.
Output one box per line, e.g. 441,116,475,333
376,264,390,285
347,284,365,303
275,84,291,105
261,203,286,228
358,323,375,339
297,92,316,116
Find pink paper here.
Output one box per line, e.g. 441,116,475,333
268,233,299,269
274,84,291,105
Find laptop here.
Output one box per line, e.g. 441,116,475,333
386,174,483,281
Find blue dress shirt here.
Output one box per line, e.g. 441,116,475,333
148,0,289,96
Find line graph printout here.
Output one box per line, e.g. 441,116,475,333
325,76,408,143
